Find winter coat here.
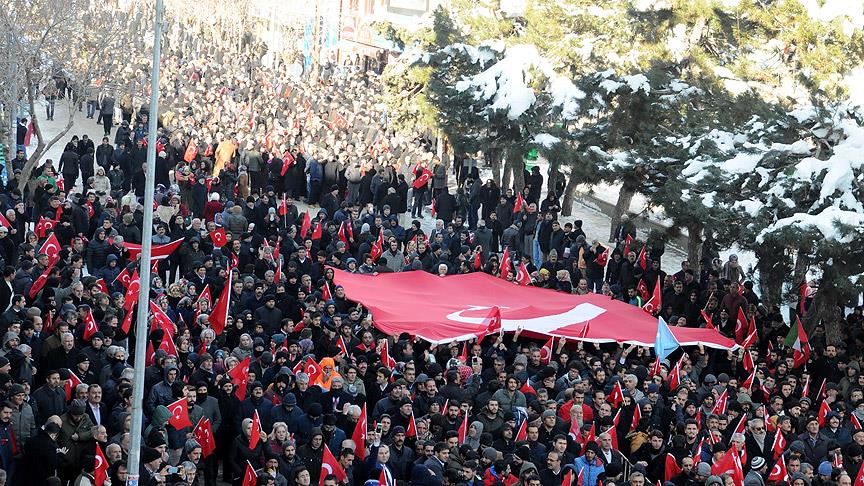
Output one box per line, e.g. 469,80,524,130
574,455,605,486
10,402,36,449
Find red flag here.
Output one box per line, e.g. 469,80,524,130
39,233,61,266
817,378,827,401
818,401,832,427
281,153,296,176
665,453,682,481
578,321,591,339
124,238,184,261
594,247,609,266
121,308,134,334
562,469,574,486
742,367,757,390
650,357,662,378
642,276,662,314
305,358,324,384
711,389,729,415
228,357,251,401
637,279,650,301
94,443,108,486
371,231,384,262
609,410,621,451
852,413,862,430
733,415,747,435
380,340,397,369
194,417,216,457
711,444,744,485
300,211,311,238
457,411,469,444
742,350,755,373
799,280,810,316
35,216,56,238
199,285,213,308
630,404,642,432
412,167,432,189
473,251,482,271
694,438,704,464
167,398,193,429
513,192,527,213
64,370,83,401
158,332,178,357
520,380,537,396
321,281,332,301
352,403,367,460
515,418,528,441
499,247,511,279
623,235,633,257
790,316,811,368
607,381,624,408
149,301,175,337
735,308,748,344
701,310,716,330
772,431,786,459
476,306,502,342
95,278,109,295
242,461,257,486
768,455,789,483
249,410,263,449
379,466,396,486
210,227,227,247
0,212,10,228
114,267,131,288
407,411,417,438
431,198,437,218
123,270,140,312
637,245,647,270
338,221,350,245
855,461,864,486
310,221,322,240
210,270,233,335
539,337,554,365
321,444,347,484
516,262,532,286
82,309,99,341
667,357,683,390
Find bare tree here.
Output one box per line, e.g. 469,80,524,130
0,0,134,191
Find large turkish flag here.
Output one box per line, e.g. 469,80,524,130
331,268,735,348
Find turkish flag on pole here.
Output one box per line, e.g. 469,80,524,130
772,428,787,459
352,403,368,460
64,370,83,401
311,221,323,240
854,461,864,486
371,231,384,262
242,461,257,486
609,411,621,451
515,418,528,441
642,276,662,314
29,263,55,299
158,333,178,357
499,247,511,279
476,306,502,342
457,411,469,444
735,308,748,344
637,244,648,270
39,233,61,266
321,281,332,301
516,262,532,286
94,443,108,486
121,308,134,334
114,267,131,288
167,398,193,429
665,453,683,481
281,153,295,176
594,247,609,266
768,455,789,483
711,444,744,485
82,309,99,341
321,444,347,485
95,278,109,295
210,227,227,247
406,411,417,438
539,336,554,365
150,301,176,337
228,357,251,401
561,469,574,486
412,167,432,189
304,358,324,384
300,211,311,238
194,417,216,457
380,340,397,369
124,238,185,261
35,216,56,238
630,405,642,432
249,410,262,449
513,192,526,213
607,381,624,408
210,269,233,335
123,270,140,311
818,401,832,426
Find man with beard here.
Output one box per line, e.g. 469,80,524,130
632,430,666,482
278,441,304,481
320,414,346,454
237,382,274,433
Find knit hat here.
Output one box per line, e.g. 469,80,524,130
751,457,766,470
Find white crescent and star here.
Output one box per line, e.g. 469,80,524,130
445,303,607,334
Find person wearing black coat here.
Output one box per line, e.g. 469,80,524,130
21,423,62,484
58,148,80,190
434,188,457,224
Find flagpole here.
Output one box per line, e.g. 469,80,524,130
127,0,163,483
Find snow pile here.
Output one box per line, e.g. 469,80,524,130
533,133,561,148
792,117,864,211
799,0,864,36
452,44,584,121
622,73,651,94
757,206,864,243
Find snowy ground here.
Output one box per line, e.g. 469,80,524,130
25,98,690,270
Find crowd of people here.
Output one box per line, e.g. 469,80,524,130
1,5,863,486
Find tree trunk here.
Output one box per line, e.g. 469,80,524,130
609,183,636,241
561,170,581,217
809,263,843,344
486,148,502,188
686,223,702,266
754,245,790,308
501,152,512,192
